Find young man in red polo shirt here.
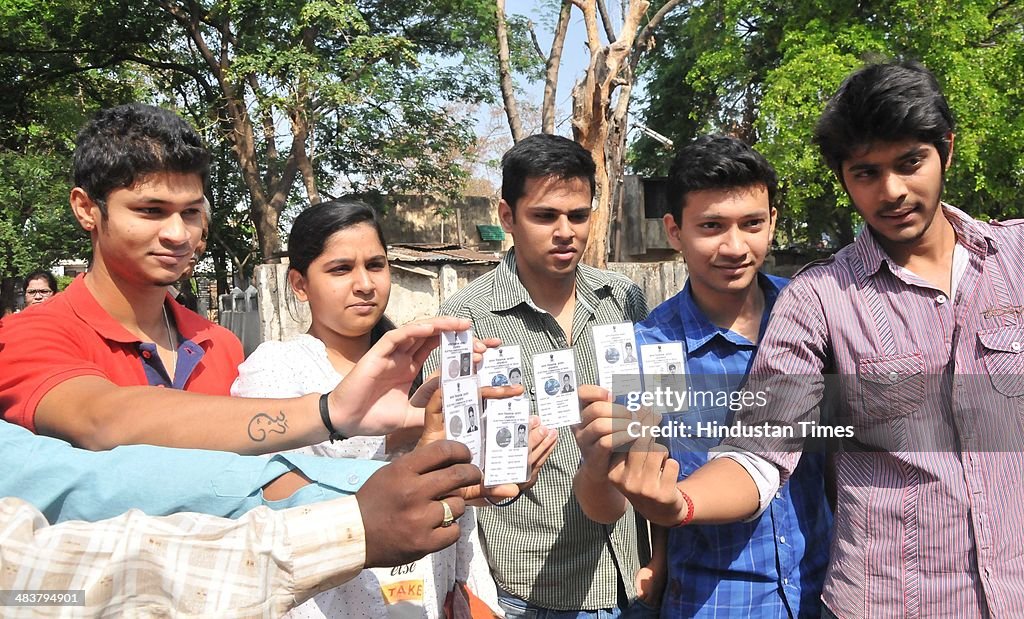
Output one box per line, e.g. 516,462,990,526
0,104,468,455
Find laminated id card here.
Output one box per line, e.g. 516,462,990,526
531,348,580,427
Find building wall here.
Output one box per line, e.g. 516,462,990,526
377,195,511,252
253,251,824,349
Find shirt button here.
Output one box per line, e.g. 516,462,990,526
775,492,782,500
935,294,947,305
347,474,360,485
779,536,786,544
889,371,899,381
142,351,152,359
1012,342,1022,353
782,578,789,585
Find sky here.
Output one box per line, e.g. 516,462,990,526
506,1,593,132
469,1,620,188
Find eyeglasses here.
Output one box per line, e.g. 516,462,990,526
26,289,54,297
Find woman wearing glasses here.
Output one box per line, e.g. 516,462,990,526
23,270,58,306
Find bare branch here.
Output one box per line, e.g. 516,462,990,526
576,1,604,54
988,0,1018,20
496,0,525,142
526,20,547,62
596,0,618,43
636,0,688,51
123,54,216,101
543,1,573,133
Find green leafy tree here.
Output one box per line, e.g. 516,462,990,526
0,0,149,310
2,0,504,262
632,0,1024,248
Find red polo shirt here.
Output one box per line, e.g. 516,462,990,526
0,275,243,432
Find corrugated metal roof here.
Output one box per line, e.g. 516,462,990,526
387,243,501,265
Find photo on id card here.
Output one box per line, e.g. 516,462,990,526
440,329,475,381
484,397,530,486
478,345,526,396
531,348,580,427
639,341,687,413
592,322,643,398
442,375,482,467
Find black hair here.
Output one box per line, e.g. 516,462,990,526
287,197,394,340
813,60,955,175
24,270,58,293
73,104,210,213
665,135,778,225
501,134,596,212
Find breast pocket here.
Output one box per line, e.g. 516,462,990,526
977,327,1024,397
856,352,925,421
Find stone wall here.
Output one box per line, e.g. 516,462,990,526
377,195,511,252
606,259,689,310
251,248,844,346
253,259,688,344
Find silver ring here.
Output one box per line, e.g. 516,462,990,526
439,499,455,528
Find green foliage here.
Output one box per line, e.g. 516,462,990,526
0,3,145,278
632,0,1024,248
1,0,508,264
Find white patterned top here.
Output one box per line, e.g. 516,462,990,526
232,334,501,618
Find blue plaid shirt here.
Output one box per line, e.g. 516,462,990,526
635,273,831,618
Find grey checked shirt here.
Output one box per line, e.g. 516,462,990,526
426,249,649,610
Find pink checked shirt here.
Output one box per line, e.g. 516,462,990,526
725,205,1024,618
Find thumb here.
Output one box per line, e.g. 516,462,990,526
423,386,446,438
411,374,441,408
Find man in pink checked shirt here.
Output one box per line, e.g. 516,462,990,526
575,60,1024,618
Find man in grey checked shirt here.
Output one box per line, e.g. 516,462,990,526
426,134,651,617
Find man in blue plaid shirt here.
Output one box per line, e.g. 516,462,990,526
575,135,831,617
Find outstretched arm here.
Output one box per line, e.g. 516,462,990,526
32,317,473,453
0,439,483,616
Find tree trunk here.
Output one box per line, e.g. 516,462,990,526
573,0,650,268
292,108,321,205
606,106,631,261
159,0,303,261
496,0,525,143
496,0,684,266
542,2,573,134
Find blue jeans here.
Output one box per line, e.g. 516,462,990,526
497,592,660,619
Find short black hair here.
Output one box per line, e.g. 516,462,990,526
501,134,596,211
24,270,58,293
73,104,210,213
287,197,394,343
813,60,955,175
287,198,387,276
665,135,778,225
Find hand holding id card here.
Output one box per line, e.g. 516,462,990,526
478,345,530,485
440,330,482,467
